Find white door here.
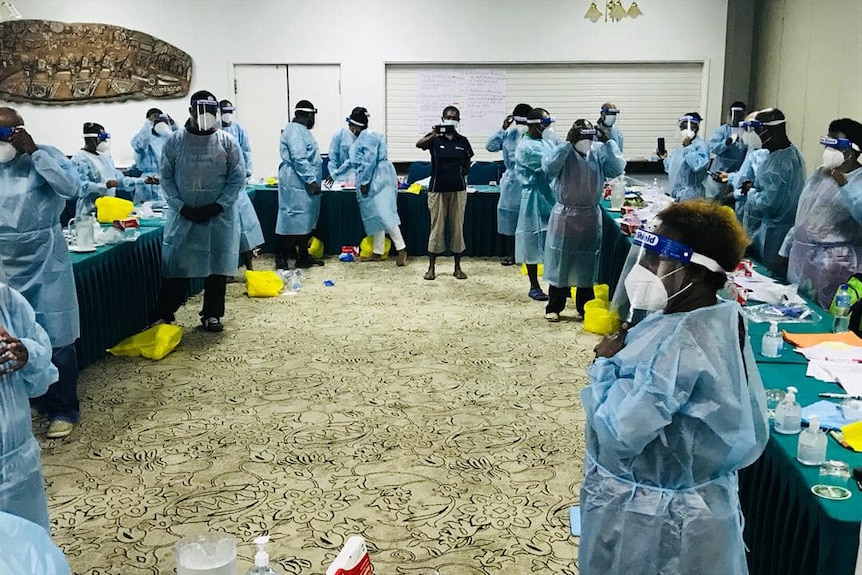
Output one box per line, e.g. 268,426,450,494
286,64,342,155
233,64,290,179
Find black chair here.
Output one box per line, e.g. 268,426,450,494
406,161,432,184
466,161,502,185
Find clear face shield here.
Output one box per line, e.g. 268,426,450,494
83,131,111,153
678,116,699,141
740,118,785,149
820,135,861,168
220,105,235,125
192,100,220,131
526,116,556,135
153,114,172,136
573,127,597,155
601,106,619,127
610,228,725,324
729,107,745,128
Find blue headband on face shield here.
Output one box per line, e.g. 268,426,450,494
821,136,860,152
0,126,20,141
220,106,235,113
601,106,619,115
83,132,110,140
678,115,700,125
632,229,725,273
527,116,556,126
193,100,219,111
577,128,598,139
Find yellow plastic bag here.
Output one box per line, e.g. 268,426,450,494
95,196,135,223
406,182,424,194
520,263,543,276
572,284,610,303
359,235,391,259
108,324,182,360
308,236,324,259
245,270,285,297
583,299,622,336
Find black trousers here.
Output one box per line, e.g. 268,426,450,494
546,285,594,314
151,275,228,323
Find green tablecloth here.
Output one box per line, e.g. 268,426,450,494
70,223,202,369
248,184,507,257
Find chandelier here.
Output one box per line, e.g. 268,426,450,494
585,1,643,23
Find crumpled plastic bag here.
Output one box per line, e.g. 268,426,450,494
309,236,324,259
0,511,73,575
359,236,391,259
108,324,182,360
583,298,622,335
246,270,285,297
95,196,134,223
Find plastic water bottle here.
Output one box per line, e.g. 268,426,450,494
291,270,303,292
832,283,852,333
760,321,783,358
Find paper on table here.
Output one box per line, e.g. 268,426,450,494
797,342,862,361
784,331,862,349
806,359,862,391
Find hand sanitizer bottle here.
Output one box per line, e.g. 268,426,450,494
773,386,802,435
797,415,827,466
245,535,278,575
761,321,783,358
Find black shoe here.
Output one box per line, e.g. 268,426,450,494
275,256,290,270
295,255,324,268
500,256,516,266
201,317,224,332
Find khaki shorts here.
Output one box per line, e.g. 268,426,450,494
427,191,467,255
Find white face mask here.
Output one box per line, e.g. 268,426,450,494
221,113,233,125
515,124,528,135
680,128,696,141
442,119,459,130
543,125,555,135
748,132,763,150
0,141,17,163
574,140,593,155
96,141,111,154
821,147,846,169
154,122,172,136
196,112,217,131
624,264,669,311
603,115,617,127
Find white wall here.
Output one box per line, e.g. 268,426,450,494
4,0,729,171
751,0,862,171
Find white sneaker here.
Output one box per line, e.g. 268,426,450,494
545,312,560,322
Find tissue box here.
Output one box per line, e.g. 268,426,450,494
112,217,140,231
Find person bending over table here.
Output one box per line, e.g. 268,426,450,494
130,107,173,203
149,91,245,333
416,105,474,280
327,106,367,187
581,200,768,574
0,107,81,439
541,119,625,321
347,108,407,265
276,100,324,270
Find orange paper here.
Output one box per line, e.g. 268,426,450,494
781,330,862,348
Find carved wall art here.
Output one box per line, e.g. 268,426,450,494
0,20,192,104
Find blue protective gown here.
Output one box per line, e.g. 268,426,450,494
0,283,58,530
276,122,323,236
581,300,768,574
728,148,769,221
0,511,72,574
485,126,525,236
600,123,624,152
743,145,806,275
0,146,80,348
664,136,709,201
788,167,862,308
542,141,626,288
348,130,401,236
160,128,245,278
329,127,356,182
514,135,557,264
71,150,142,218
706,124,748,199
130,120,169,202
222,122,253,176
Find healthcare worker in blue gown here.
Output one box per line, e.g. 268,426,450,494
486,103,532,266
541,119,626,322
581,200,768,575
0,511,72,574
662,113,709,201
327,106,368,187
597,102,624,152
0,107,81,439
741,108,806,279
218,100,264,271
0,262,59,529
73,122,151,218
788,118,862,308
149,91,245,333
276,100,324,270
130,107,174,203
346,107,408,266
514,108,558,302
706,101,748,199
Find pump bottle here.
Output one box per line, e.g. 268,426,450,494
245,535,279,575
797,415,827,466
773,386,802,435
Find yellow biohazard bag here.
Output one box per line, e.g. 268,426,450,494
520,263,543,276
108,324,182,360
95,196,135,223
308,236,324,259
245,270,285,297
572,284,610,303
583,298,622,336
359,236,391,259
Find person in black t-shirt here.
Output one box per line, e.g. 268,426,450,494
416,106,474,280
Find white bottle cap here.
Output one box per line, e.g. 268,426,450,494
254,535,270,567
786,386,797,401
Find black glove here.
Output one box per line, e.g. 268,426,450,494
360,184,370,196
198,203,224,222
179,205,205,223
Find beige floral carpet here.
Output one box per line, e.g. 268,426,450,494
37,256,600,574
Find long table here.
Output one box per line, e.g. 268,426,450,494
70,223,202,369
598,202,862,574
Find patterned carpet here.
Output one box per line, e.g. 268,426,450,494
37,255,599,574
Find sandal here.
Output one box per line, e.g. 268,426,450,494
453,269,467,280
423,270,436,280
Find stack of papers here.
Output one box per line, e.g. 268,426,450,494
794,340,862,393
732,270,805,305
